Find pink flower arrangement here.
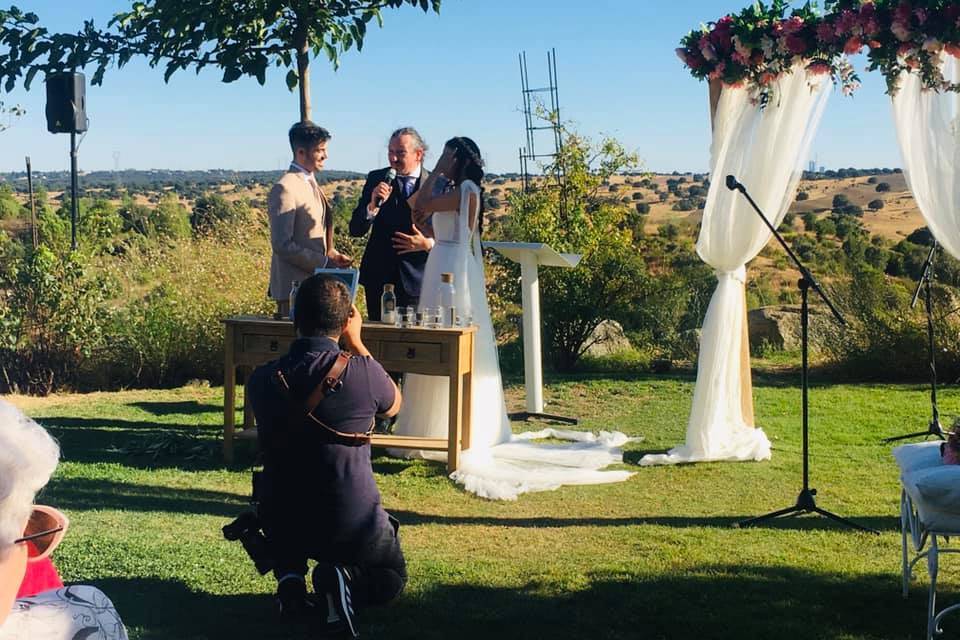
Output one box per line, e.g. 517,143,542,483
677,0,960,98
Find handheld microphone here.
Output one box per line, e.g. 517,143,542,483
375,168,398,207
725,175,740,192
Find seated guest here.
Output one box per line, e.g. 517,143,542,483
246,274,405,638
0,400,128,639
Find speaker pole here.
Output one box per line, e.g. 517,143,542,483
70,130,78,251
25,156,37,249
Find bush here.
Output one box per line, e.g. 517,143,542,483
832,194,851,210
0,247,113,394
868,199,885,211
821,267,960,380
658,191,670,202
867,176,878,184
796,191,809,201
876,182,891,192
500,124,650,371
672,198,696,212
635,202,650,215
190,193,250,235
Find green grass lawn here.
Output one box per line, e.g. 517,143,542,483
8,371,957,639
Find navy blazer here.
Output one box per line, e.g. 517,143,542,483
349,167,430,299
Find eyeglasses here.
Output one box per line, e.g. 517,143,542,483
13,505,69,561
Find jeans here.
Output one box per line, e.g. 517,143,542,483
268,511,407,609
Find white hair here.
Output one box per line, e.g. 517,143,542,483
0,400,60,557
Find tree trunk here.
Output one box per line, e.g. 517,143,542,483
295,25,311,122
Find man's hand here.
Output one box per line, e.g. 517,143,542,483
341,305,370,357
392,224,433,255
326,249,353,267
368,182,393,213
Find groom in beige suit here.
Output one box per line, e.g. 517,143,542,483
269,121,352,316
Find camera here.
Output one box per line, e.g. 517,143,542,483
222,511,275,575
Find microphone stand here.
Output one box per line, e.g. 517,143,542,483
883,241,945,443
725,176,877,534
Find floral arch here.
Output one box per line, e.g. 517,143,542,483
642,0,960,465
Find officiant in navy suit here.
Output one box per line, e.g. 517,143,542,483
349,127,433,321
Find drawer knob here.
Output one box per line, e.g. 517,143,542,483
270,340,279,352
406,347,416,359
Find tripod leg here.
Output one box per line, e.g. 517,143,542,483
737,505,804,528
885,431,939,444
811,507,879,534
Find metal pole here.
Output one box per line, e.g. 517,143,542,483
70,130,78,250
25,156,37,249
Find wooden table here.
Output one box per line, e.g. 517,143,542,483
223,316,476,471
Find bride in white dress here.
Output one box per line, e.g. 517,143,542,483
393,137,633,500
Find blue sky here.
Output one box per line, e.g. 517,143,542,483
0,1,901,175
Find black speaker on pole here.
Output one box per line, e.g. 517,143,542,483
45,72,87,134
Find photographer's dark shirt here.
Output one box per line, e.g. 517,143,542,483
247,335,397,546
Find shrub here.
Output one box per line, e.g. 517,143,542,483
832,194,852,210
868,199,885,211
876,182,891,192
632,191,644,200
635,202,650,215
796,191,809,201
190,193,250,235
821,267,960,381
658,191,670,202
672,198,696,212
500,123,650,371
867,176,878,184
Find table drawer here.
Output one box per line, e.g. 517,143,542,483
241,334,294,355
380,340,444,364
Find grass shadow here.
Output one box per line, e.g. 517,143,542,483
44,477,248,517
129,400,222,416
88,563,943,639
38,415,248,471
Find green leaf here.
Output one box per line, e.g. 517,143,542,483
222,66,242,83
285,69,297,90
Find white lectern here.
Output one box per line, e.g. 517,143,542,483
485,241,581,424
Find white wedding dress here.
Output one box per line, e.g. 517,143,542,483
392,180,634,499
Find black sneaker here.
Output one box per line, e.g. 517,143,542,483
314,565,358,638
276,576,313,619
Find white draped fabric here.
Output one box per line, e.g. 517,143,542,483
642,66,831,466
891,56,960,261
393,181,635,499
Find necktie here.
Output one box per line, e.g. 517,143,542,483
400,176,415,199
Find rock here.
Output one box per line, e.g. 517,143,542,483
747,305,830,352
584,320,633,357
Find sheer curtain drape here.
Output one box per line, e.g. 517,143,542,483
642,66,831,466
891,56,960,260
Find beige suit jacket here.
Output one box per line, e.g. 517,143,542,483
267,170,329,300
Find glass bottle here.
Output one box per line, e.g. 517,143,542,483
288,279,300,322
381,284,397,324
438,272,456,328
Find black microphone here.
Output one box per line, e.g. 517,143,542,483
375,168,398,207
725,175,740,192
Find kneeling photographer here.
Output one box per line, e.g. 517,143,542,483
244,274,405,638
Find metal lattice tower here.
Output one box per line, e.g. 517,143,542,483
519,49,564,203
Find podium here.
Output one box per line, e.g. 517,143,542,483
485,242,581,424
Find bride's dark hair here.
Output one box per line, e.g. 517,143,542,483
445,136,486,237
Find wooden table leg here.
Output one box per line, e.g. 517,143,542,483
223,324,236,463
447,371,464,472
460,370,472,452
242,366,255,430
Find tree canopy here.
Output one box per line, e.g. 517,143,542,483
0,1,442,120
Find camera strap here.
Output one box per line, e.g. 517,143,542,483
273,352,374,446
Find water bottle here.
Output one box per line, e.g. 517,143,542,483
288,280,300,322
381,284,397,324
438,273,456,328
